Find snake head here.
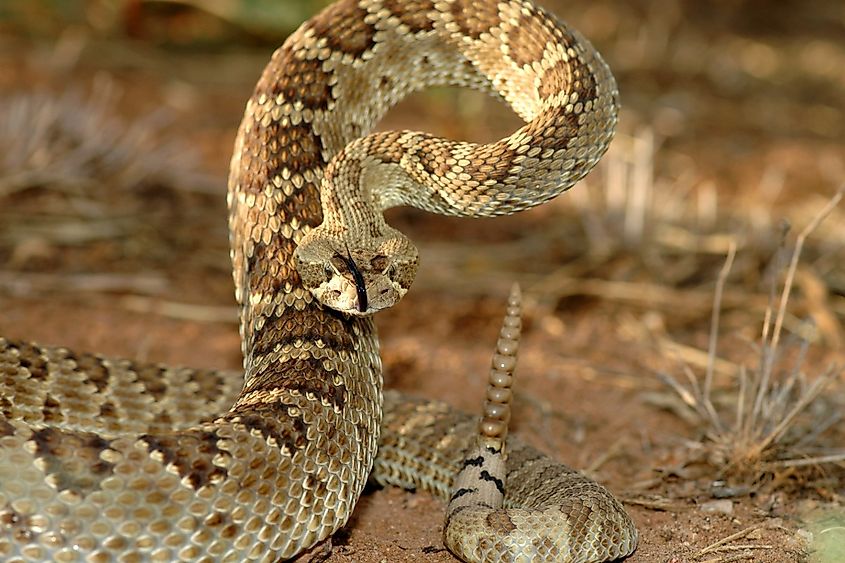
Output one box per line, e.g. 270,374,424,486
295,228,418,316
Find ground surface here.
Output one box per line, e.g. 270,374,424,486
1,0,843,562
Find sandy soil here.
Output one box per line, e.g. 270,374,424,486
1,0,843,561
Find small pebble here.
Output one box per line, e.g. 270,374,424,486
699,499,733,514
746,528,763,540
796,529,813,545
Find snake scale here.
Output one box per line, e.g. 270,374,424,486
0,0,637,561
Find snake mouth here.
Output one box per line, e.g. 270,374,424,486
338,254,368,313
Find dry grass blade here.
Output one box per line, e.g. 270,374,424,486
701,554,766,563
769,189,843,353
770,453,845,469
620,495,684,511
703,241,737,434
584,437,626,475
120,296,238,323
0,271,168,296
695,524,764,557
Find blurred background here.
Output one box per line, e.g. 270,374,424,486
0,1,843,561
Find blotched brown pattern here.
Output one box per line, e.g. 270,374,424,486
507,10,555,68
450,0,501,39
255,46,335,111
306,0,377,59
384,0,437,33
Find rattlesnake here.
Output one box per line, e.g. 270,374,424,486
0,0,637,561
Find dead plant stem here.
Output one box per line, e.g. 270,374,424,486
703,241,736,434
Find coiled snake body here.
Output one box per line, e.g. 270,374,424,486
0,0,637,561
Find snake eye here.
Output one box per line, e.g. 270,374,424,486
387,264,397,279
324,263,334,279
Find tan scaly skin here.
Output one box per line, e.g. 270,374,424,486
0,1,637,561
